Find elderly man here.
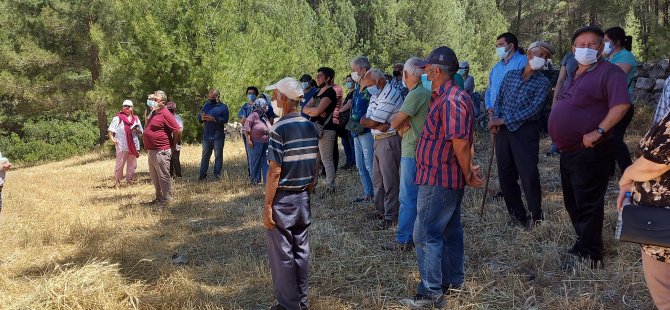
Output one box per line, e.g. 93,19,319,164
485,32,528,113
383,57,431,251
360,69,404,230
549,26,631,268
488,41,555,230
400,46,483,309
144,90,181,206
263,77,319,310
349,56,375,203
197,89,230,181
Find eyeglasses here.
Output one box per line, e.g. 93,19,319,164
123,106,132,108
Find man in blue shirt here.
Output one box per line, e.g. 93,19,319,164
197,89,230,180
349,56,375,203
488,41,555,230
299,74,318,119
485,32,528,113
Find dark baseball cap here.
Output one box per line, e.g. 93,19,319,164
299,74,313,82
417,46,459,71
571,26,604,43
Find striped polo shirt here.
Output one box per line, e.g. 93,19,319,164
267,112,320,191
366,83,403,136
415,80,474,189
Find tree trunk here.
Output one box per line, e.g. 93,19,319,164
515,0,522,35
88,15,106,146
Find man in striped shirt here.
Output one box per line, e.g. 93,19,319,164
263,77,320,310
401,46,484,309
361,69,404,230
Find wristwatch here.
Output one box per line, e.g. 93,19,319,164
596,127,606,135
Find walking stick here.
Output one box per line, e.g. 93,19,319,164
479,133,496,218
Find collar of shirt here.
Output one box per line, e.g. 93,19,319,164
501,51,524,65
432,79,457,99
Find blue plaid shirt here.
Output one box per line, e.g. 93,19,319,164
493,69,550,132
654,77,670,125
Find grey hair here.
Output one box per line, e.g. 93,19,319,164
350,56,371,70
365,69,385,83
433,64,454,78
404,57,425,77
154,90,167,102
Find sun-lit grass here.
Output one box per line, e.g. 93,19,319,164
0,106,657,309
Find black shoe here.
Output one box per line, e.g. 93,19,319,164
374,219,396,230
269,305,286,310
382,241,414,252
366,212,384,220
400,294,446,309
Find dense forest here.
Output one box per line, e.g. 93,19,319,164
0,0,668,163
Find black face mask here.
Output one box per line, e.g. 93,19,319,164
393,70,402,77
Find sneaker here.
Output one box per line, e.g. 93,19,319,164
354,195,374,203
400,294,446,309
382,241,414,252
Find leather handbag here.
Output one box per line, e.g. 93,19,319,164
619,205,670,247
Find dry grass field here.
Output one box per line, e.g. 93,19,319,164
0,107,660,309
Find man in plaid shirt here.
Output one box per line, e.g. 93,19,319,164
401,46,484,309
488,41,555,229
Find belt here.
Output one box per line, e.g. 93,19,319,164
373,131,397,140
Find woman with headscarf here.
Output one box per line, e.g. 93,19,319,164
243,98,272,184
108,99,143,188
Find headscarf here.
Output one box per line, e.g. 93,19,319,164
253,98,269,120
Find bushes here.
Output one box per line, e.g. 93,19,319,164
0,116,98,164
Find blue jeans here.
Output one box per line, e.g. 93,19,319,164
199,138,225,179
341,130,356,165
414,185,465,297
249,141,269,184
353,132,374,196
397,157,419,244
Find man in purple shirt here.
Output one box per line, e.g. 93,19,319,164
548,26,631,268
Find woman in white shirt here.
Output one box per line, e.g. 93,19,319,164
108,100,143,188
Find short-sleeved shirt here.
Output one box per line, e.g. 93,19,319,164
607,49,637,96
494,69,551,132
548,60,631,149
267,112,319,191
310,87,338,131
108,114,143,151
238,103,254,120
389,78,409,99
632,113,670,263
300,87,319,119
351,84,372,136
243,111,272,143
485,51,528,109
654,78,670,125
174,114,184,131
198,101,230,140
399,84,431,158
415,80,474,189
144,108,181,151
366,83,403,136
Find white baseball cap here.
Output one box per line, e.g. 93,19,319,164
265,77,304,101
122,99,133,107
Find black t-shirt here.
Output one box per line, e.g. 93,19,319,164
311,87,337,130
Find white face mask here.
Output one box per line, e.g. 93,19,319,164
529,56,546,70
603,42,614,55
351,71,361,82
574,47,599,65
496,44,511,59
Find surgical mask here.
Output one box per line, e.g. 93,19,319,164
301,82,309,89
457,69,466,76
367,85,380,96
421,74,432,91
574,48,599,65
345,82,353,89
604,42,614,55
401,77,408,89
529,56,547,70
247,94,256,102
147,100,156,108
496,44,511,59
351,71,361,82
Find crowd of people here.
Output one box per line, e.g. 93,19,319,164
98,25,670,310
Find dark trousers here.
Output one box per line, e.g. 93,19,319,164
266,190,311,310
495,123,543,222
338,127,356,166
559,140,614,261
612,105,634,173
170,148,182,177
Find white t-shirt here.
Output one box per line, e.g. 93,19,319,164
108,115,143,151
174,114,184,132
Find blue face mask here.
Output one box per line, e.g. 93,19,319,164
147,100,156,108
301,82,309,89
367,85,380,96
345,82,353,89
421,74,432,91
247,94,257,102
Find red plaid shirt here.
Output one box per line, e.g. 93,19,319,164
415,80,474,189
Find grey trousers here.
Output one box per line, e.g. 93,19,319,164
266,190,311,310
148,149,172,202
318,129,337,190
372,134,401,221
